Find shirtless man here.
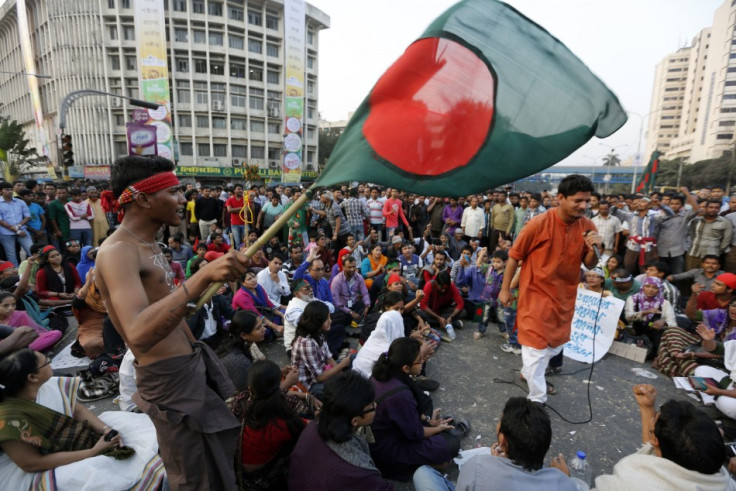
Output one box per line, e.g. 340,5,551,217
95,156,247,490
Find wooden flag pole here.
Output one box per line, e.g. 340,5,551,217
187,183,317,316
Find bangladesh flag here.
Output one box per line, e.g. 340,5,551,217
314,0,627,195
635,150,660,195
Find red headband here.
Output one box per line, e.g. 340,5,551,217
118,172,180,205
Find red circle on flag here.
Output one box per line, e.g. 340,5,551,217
364,37,495,176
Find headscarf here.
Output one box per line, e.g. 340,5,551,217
76,246,95,284
631,276,664,321
703,300,736,342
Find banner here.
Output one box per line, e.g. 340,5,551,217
282,0,305,183
126,123,157,156
134,0,173,160
175,166,319,179
563,289,624,363
16,0,51,161
84,166,111,180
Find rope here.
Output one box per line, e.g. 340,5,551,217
239,193,255,225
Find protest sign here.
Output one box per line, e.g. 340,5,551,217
563,289,624,363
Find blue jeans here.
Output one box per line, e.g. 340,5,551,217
413,465,455,491
504,307,519,347
0,232,33,266
69,228,92,246
351,224,365,241
230,224,245,249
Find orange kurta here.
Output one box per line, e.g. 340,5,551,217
509,210,596,349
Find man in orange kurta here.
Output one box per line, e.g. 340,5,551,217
500,175,602,403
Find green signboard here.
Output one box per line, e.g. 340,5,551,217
175,166,318,180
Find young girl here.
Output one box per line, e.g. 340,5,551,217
0,291,61,352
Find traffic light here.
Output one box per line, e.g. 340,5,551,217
61,134,73,167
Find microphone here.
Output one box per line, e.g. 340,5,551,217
585,230,601,262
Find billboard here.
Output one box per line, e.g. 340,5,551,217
282,0,305,183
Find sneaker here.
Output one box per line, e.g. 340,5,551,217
501,343,521,355
452,319,464,330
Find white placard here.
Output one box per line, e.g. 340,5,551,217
563,289,624,363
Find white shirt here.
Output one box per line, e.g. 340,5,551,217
591,214,623,251
256,268,291,307
461,206,484,237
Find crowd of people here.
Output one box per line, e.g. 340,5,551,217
0,157,736,489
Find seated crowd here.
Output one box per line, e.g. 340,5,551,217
1,177,736,489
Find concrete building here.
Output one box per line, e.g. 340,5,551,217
0,0,329,176
647,0,736,163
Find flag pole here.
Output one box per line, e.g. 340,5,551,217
187,182,317,316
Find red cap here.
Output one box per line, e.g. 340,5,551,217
387,273,402,285
0,261,14,273
717,273,736,290
204,251,224,262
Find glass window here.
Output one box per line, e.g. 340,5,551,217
109,26,118,40
177,89,191,103
232,145,246,158
211,92,225,103
176,58,189,72
125,56,136,70
307,30,314,44
307,56,314,69
110,56,120,70
121,0,130,7
195,90,208,104
114,142,128,157
229,35,244,49
213,117,227,129
230,63,245,78
251,146,265,159
123,26,135,41
213,144,227,157
231,119,246,130
173,0,186,11
231,94,246,107
174,29,188,42
180,142,193,155
115,114,125,126
192,0,204,14
248,10,262,26
266,70,279,84
266,43,279,57
197,115,209,127
198,143,210,157
229,7,244,21
268,122,280,134
307,81,314,94
193,30,206,44
268,147,281,160
194,59,207,73
208,2,222,16
249,68,263,82
248,39,262,54
178,114,192,127
249,96,264,110
209,32,223,46
250,120,265,132
210,61,225,75
266,15,279,30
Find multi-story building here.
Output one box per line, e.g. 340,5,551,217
0,0,329,176
647,0,736,163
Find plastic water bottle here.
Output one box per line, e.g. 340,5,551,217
445,323,456,340
568,450,592,490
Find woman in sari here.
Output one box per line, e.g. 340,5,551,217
361,245,388,289
232,270,284,340
654,299,736,377
0,349,165,490
72,269,107,359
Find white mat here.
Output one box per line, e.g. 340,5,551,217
51,342,91,370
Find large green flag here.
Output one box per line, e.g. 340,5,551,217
315,0,627,195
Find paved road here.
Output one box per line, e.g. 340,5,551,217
53,315,695,489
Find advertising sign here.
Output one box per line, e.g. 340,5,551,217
282,0,305,182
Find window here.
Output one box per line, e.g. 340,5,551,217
231,119,246,130
198,143,210,157
268,147,281,160
174,29,188,42
307,106,315,119
177,89,191,103
180,142,193,155
267,90,281,100
194,58,207,73
127,87,139,98
720,121,736,126
114,142,128,157
208,1,222,16
266,70,279,84
725,94,736,100
249,68,263,82
727,81,736,86
307,81,314,94
173,0,186,11
108,0,115,8
109,26,118,40
251,146,265,159
123,26,135,41
229,7,244,21
211,91,226,104
213,144,227,157
193,30,206,44
196,116,209,127
209,32,223,46
110,56,120,70
728,67,736,73
212,118,226,130
179,115,192,127
210,61,225,75
307,30,314,44
192,0,204,14
115,114,125,126
249,95,264,110
121,0,130,7
250,120,265,132
232,145,246,158
195,90,208,104
248,39,262,54
176,58,189,72
266,14,279,30
230,63,245,78
248,10,262,26
717,134,734,140
229,35,244,49
125,56,136,70
266,43,279,57
231,85,246,107
307,56,314,69
268,122,280,134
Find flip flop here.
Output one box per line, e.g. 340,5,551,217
519,374,557,396
473,332,485,340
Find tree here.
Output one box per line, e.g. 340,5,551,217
318,127,342,168
602,152,621,166
0,120,46,182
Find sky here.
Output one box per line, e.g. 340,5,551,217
308,0,724,167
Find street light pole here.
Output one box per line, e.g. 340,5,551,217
58,90,161,180
0,69,52,79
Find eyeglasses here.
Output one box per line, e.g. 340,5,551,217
311,267,324,272
359,402,377,416
38,355,52,369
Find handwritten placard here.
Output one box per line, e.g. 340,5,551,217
563,289,624,363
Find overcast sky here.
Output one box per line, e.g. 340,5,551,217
309,0,723,166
